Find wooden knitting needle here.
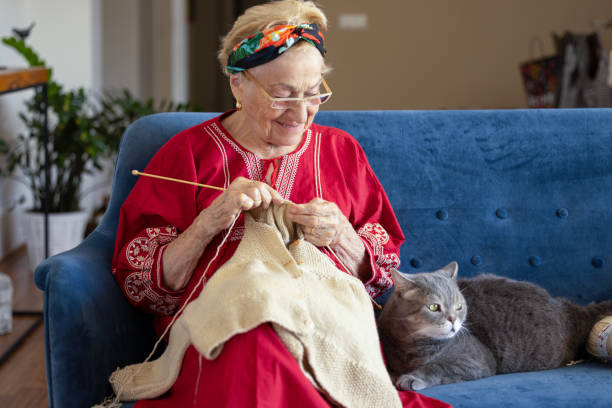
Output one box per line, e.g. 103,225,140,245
132,170,227,191
132,169,382,309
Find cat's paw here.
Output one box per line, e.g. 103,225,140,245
395,374,428,391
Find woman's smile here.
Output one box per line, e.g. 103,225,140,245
274,119,304,131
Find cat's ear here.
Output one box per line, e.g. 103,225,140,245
391,268,418,290
438,262,459,280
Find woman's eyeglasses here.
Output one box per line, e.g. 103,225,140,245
243,70,332,110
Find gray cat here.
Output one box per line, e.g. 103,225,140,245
377,262,612,390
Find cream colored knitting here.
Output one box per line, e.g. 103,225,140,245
108,204,401,408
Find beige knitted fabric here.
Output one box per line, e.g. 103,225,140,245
108,204,401,408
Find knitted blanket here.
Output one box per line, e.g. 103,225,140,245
108,204,401,408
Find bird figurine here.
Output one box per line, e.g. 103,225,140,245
12,22,35,41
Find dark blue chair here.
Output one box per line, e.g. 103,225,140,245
35,110,612,407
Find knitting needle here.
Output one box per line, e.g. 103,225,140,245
132,170,227,191
131,169,383,309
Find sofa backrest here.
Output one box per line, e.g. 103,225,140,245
98,112,218,240
101,109,612,304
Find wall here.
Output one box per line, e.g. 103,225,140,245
0,0,28,258
2,0,610,257
0,0,190,260
151,0,189,103
188,0,263,112
170,0,189,102
320,0,612,110
0,0,104,259
188,0,236,111
22,0,96,90
102,0,189,104
101,0,151,98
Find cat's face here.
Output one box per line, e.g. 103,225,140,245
379,262,467,340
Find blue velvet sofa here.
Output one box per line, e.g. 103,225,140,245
35,109,612,408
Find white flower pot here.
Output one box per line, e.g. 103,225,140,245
22,211,89,271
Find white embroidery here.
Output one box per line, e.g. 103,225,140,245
275,130,312,199
376,252,401,273
125,237,150,269
125,272,146,302
211,121,311,202
367,274,394,298
146,226,178,243
314,131,322,198
204,124,230,188
212,122,263,181
358,223,390,250
149,296,180,315
358,223,399,298
123,226,181,315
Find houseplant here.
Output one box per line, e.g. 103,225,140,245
0,36,196,269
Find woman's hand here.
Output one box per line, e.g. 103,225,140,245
285,198,351,247
286,198,370,280
162,177,283,291
196,177,285,236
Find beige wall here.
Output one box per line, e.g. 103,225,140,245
319,0,612,110
102,0,153,98
0,0,101,257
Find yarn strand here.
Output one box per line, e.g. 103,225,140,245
94,213,240,407
94,170,383,406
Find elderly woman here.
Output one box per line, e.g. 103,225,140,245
112,1,450,407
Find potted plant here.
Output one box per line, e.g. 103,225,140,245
0,36,196,270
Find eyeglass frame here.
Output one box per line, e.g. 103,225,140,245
242,70,332,110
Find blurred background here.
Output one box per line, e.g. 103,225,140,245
0,3,611,405
1,0,612,257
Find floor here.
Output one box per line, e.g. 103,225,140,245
0,246,48,407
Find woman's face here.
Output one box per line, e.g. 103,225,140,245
230,45,325,152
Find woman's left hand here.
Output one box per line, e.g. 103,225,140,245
287,198,370,281
285,198,352,247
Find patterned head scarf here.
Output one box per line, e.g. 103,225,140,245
226,23,326,74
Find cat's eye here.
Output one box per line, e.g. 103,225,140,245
455,303,463,311
428,304,441,312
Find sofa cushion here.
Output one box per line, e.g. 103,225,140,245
420,362,612,408
315,109,612,306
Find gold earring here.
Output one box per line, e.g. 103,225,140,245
236,100,242,111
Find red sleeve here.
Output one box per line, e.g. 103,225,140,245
111,126,207,316
113,225,183,315
319,126,405,299
353,159,404,298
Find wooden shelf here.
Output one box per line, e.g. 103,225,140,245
0,67,49,94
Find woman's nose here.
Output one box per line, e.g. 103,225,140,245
287,101,309,122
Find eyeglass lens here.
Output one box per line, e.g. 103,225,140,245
270,94,331,109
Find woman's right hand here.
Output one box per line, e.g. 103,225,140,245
162,177,283,291
196,177,285,236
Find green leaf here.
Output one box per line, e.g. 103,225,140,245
2,34,198,212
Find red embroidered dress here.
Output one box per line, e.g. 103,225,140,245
112,112,450,408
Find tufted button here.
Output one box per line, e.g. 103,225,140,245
529,256,542,267
470,256,483,266
495,208,508,219
410,257,423,268
592,257,605,269
556,208,569,219
436,209,448,221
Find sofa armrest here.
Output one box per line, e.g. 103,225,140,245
35,232,158,408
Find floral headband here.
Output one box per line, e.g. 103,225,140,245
226,23,326,74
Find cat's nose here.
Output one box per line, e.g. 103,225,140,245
448,316,457,333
